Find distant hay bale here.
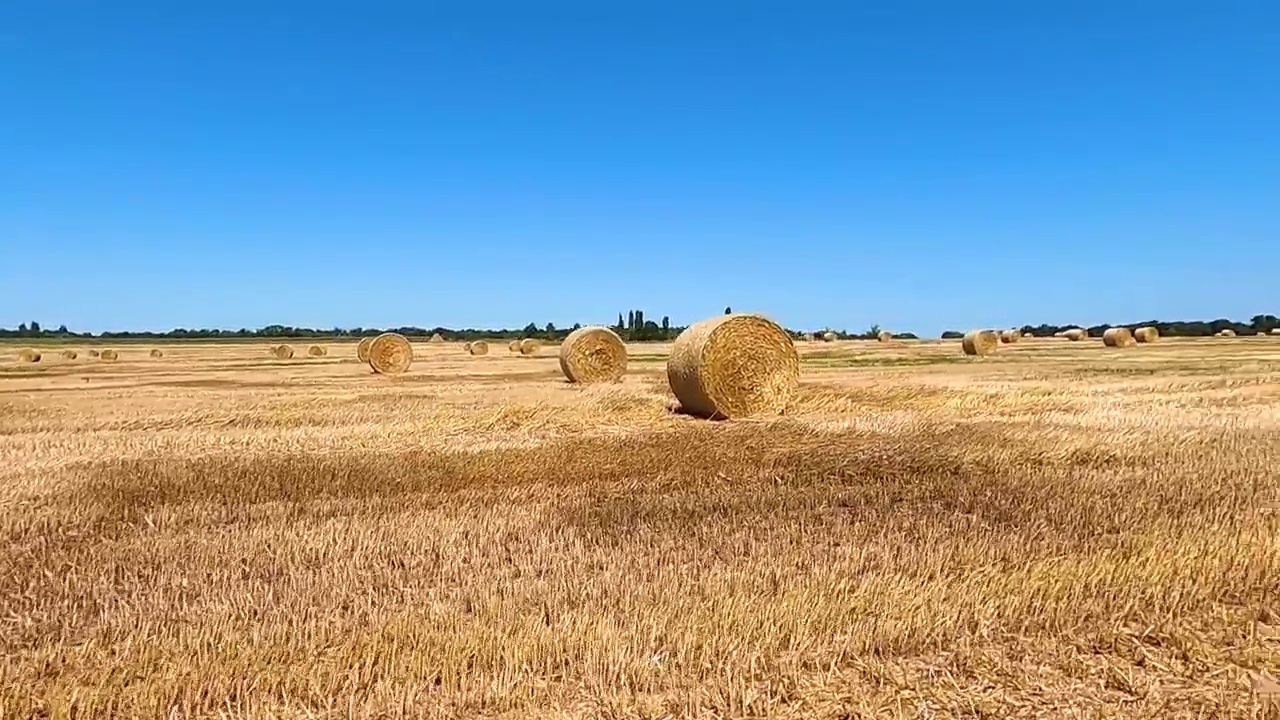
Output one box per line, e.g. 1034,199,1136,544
468,340,489,356
1022,332,1034,338
877,331,892,343
272,344,295,360
88,349,100,358
367,332,414,374
356,337,374,362
61,350,78,360
150,349,164,358
1272,329,1280,336
1218,328,1237,337
961,329,999,356
803,333,815,341
667,313,799,420
1103,327,1135,347
1134,326,1159,343
999,330,1020,344
17,349,41,363
508,340,520,352
559,326,628,384
429,333,444,343
821,331,836,342
519,338,541,356
1064,329,1087,341
99,349,118,361
307,345,327,357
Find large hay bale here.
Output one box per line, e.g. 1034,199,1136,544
367,332,413,374
1134,326,1159,343
307,345,327,357
17,349,41,363
961,329,999,356
468,340,489,356
356,337,374,362
1103,327,1135,347
508,340,521,353
150,348,164,358
61,349,78,360
559,326,628,384
877,331,892,343
429,333,444,343
1064,328,1087,341
999,330,1020,344
666,313,799,420
273,344,295,359
519,338,541,356
821,331,836,342
1218,328,1236,337
100,349,118,361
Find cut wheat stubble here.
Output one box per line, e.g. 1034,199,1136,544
559,326,628,384
667,313,799,420
367,333,414,374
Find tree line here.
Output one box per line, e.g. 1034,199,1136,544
2,313,1277,342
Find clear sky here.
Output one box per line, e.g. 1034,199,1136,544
2,2,1276,337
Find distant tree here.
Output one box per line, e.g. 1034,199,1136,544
866,324,881,339
661,316,670,332
17,323,28,336
545,322,556,334
56,324,69,335
523,322,539,336
627,311,635,330
635,310,644,329
941,330,964,339
724,306,732,315
617,313,625,330
29,321,41,335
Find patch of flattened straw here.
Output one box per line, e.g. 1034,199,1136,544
468,340,489,356
368,332,413,374
667,313,799,420
1133,326,1159,343
17,348,41,363
559,325,627,384
961,329,999,356
1103,327,1135,347
99,349,118,361
356,336,374,362
150,349,164,358
519,338,541,356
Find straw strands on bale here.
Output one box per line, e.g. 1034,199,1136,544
999,330,1020,344
99,349,118,361
367,333,414,374
150,349,164,358
61,350,78,360
356,337,374,362
429,333,444,343
17,349,41,363
1134,326,1159,343
307,345,327,357
559,326,628,384
519,338,541,356
666,313,799,420
508,340,520,353
961,330,999,356
272,345,295,360
1064,329,1087,341
468,340,489,356
1103,327,1136,347
822,331,836,342
877,331,892,343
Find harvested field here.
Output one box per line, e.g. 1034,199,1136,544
1,336,1278,718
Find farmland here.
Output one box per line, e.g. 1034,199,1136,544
2,336,1278,718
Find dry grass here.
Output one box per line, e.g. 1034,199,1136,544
1,336,1278,718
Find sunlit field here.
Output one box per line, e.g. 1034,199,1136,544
2,336,1278,718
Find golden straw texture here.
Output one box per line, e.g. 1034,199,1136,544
961,330,999,356
1103,327,1136,347
519,338,542,356
1134,326,1159,343
666,313,799,420
558,326,628,384
469,340,489,356
17,349,41,363
367,333,413,374
356,337,374,362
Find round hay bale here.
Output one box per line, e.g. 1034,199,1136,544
307,345,327,357
666,313,799,420
61,349,78,360
99,349,118,361
1272,329,1280,336
1134,326,1159,343
367,333,413,374
1064,329,1087,341
1022,332,1034,338
88,349,100,358
150,348,164,358
519,338,542,356
961,330,999,356
1218,328,1236,337
464,342,473,353
356,336,374,362
1103,327,1135,347
508,340,520,353
559,326,628,384
273,344,295,360
17,349,41,363
877,331,892,343
429,333,444,343
999,330,1020,344
468,340,489,356
803,333,815,342
821,331,836,342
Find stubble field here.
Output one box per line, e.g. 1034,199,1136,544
2,336,1278,719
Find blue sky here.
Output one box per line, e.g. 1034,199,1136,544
2,2,1276,336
